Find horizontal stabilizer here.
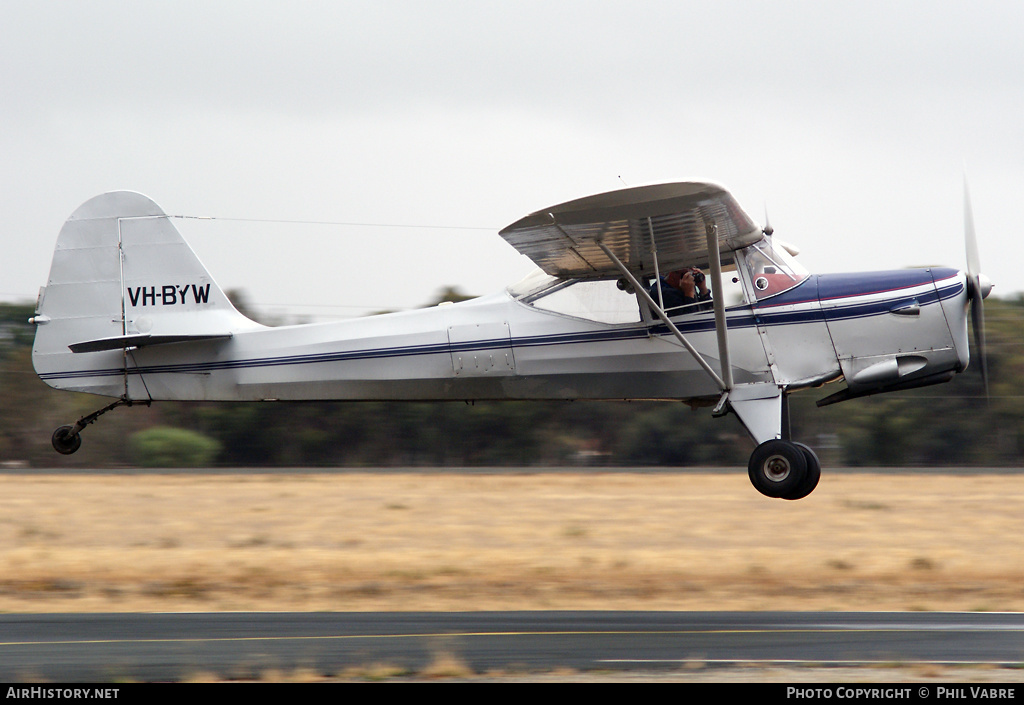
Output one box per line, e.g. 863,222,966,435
69,332,233,353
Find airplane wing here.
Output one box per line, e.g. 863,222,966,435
499,182,763,278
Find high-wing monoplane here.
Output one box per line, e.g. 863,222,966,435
30,182,992,499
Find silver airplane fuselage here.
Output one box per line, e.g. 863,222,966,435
36,260,970,411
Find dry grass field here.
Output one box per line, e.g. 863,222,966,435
0,469,1022,615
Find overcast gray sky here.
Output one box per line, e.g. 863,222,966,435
3,1,1021,320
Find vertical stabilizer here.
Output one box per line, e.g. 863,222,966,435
32,191,261,398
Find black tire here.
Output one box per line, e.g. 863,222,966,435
748,439,807,499
783,442,821,500
52,426,82,455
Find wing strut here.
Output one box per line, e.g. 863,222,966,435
596,241,727,392
648,217,665,311
705,222,733,390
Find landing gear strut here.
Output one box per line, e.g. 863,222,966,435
50,398,143,455
748,439,822,500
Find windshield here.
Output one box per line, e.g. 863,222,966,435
741,239,809,300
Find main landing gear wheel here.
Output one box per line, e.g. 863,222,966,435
748,439,808,499
51,425,82,455
783,442,821,501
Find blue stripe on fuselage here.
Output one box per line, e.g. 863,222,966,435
815,269,962,323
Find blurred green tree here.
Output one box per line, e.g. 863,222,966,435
129,426,221,467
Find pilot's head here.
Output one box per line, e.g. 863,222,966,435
666,269,697,289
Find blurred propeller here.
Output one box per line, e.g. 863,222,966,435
964,177,992,398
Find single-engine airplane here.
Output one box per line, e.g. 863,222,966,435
30,181,992,499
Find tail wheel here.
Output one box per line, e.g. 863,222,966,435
748,439,807,499
51,426,82,455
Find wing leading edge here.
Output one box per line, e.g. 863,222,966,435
499,182,762,278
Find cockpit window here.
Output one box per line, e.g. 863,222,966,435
742,240,809,300
512,274,642,324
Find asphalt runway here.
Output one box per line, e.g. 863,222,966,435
2,611,1024,681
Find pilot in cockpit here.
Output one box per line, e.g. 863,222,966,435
649,268,712,314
